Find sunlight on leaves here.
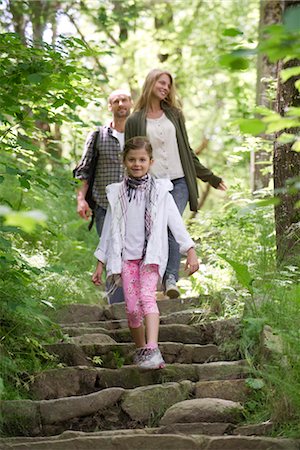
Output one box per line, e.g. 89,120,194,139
0,208,47,233
292,140,300,152
281,66,300,83
238,119,266,135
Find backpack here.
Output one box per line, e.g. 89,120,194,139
73,128,101,230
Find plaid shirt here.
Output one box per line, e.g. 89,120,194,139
75,126,124,209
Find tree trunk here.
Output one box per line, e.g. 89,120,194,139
251,0,283,192
273,3,300,262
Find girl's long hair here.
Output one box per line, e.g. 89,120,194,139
134,69,181,112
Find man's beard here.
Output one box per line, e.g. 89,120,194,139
115,109,130,118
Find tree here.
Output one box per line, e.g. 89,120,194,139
273,0,300,262
251,0,282,192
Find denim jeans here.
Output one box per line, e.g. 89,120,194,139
164,177,189,284
95,205,125,305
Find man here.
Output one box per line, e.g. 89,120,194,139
75,89,132,303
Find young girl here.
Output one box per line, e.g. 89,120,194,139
92,136,199,370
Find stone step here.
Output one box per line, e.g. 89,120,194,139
61,318,241,347
59,308,207,331
28,361,248,400
1,432,299,449
52,297,205,324
45,342,226,368
0,379,254,438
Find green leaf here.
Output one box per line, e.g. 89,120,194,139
281,66,300,82
17,136,39,152
35,177,50,188
253,197,281,207
52,99,65,108
2,209,47,233
287,107,300,117
223,28,243,37
238,119,266,135
292,140,300,152
19,176,31,189
246,378,265,390
0,176,4,184
6,166,19,175
72,37,88,48
219,254,254,294
219,54,249,71
277,133,296,144
27,73,44,84
265,118,300,133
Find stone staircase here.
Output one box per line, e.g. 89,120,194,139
1,298,299,449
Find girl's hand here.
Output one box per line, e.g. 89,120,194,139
185,247,199,275
92,261,104,285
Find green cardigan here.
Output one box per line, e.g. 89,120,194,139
125,105,222,212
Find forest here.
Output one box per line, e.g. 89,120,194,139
0,0,300,440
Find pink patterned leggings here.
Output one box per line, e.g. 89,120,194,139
121,259,159,328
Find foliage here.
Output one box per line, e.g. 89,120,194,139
0,29,108,399
240,282,300,437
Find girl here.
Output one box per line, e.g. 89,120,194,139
125,69,227,299
92,136,199,370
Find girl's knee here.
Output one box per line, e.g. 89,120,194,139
127,313,143,328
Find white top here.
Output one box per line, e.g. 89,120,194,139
123,194,145,260
146,113,184,180
112,128,125,149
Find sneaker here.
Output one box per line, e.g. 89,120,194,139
137,347,166,370
133,347,147,365
165,275,180,299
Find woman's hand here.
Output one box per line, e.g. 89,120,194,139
185,247,199,275
92,261,104,285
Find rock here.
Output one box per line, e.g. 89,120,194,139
52,304,105,324
234,421,274,436
260,325,287,366
0,434,204,449
196,360,249,381
40,388,124,424
179,344,220,364
61,326,110,337
160,310,205,325
63,326,111,337
157,422,233,436
203,435,300,450
195,379,249,402
71,334,117,345
121,381,192,422
29,367,98,400
1,400,41,436
45,343,91,366
160,398,244,425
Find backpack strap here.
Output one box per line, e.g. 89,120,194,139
87,127,102,231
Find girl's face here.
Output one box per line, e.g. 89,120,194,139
124,147,153,179
152,74,171,101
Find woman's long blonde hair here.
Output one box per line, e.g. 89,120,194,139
134,69,181,112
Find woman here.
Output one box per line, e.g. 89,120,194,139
125,69,226,298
